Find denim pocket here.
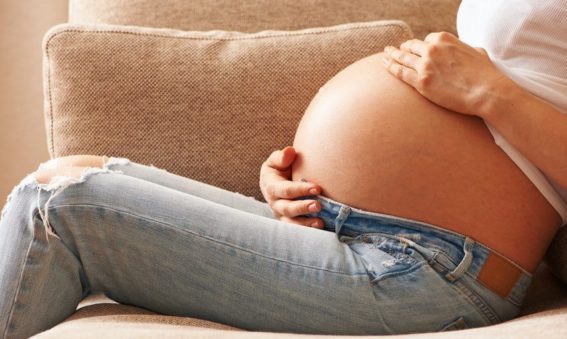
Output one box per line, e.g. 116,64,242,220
343,232,493,334
437,316,469,331
342,232,428,283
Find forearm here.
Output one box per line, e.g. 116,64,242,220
480,80,567,188
382,33,567,189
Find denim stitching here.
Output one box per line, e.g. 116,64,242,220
506,274,531,307
428,256,501,325
369,261,429,284
445,237,475,282
453,279,501,325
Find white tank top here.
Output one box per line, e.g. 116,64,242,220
456,0,567,226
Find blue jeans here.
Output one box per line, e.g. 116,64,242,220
0,158,531,338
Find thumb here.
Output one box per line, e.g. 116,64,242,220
278,146,297,169
265,146,297,171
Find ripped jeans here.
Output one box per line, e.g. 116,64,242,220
0,158,530,338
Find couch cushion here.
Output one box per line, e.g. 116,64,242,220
43,21,412,200
31,299,567,339
31,263,567,338
69,0,461,39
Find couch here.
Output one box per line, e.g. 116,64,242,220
33,0,567,337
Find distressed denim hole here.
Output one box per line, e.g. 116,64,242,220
345,232,428,283
26,162,127,240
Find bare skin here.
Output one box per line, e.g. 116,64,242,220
263,32,567,275
33,155,108,184
288,51,560,274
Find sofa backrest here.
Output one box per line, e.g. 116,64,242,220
69,0,461,39
49,1,461,201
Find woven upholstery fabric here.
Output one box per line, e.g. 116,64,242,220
43,21,412,200
67,304,242,331
34,307,567,339
69,0,461,39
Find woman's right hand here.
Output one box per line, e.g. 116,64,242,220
259,146,325,229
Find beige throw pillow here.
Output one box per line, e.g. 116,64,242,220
43,21,412,200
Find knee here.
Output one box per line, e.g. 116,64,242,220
33,166,92,185
43,155,108,170
33,155,108,185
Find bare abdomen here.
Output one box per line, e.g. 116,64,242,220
291,53,560,273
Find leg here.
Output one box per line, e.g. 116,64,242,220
0,174,87,339
36,155,274,218
1,169,384,338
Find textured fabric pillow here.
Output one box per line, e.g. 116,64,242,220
43,21,412,200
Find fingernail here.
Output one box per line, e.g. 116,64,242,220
309,188,318,195
310,221,320,227
308,203,319,212
384,46,392,52
382,57,389,66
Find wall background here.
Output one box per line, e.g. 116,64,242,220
0,0,68,204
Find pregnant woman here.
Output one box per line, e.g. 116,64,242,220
1,1,566,338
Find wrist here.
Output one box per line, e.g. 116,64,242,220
476,77,525,122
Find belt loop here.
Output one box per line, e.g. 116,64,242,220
334,205,351,237
399,236,437,262
445,237,475,282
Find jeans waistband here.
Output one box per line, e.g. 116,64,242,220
301,194,533,307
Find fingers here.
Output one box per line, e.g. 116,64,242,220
424,31,456,43
260,145,321,200
280,215,325,229
399,32,458,59
384,46,420,69
268,180,320,199
274,199,325,229
399,39,429,57
271,198,321,217
382,54,418,88
260,146,326,230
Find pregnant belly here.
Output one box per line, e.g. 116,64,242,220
291,52,560,273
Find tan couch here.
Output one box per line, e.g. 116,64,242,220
33,0,567,337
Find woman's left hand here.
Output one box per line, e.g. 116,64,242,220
382,31,516,117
